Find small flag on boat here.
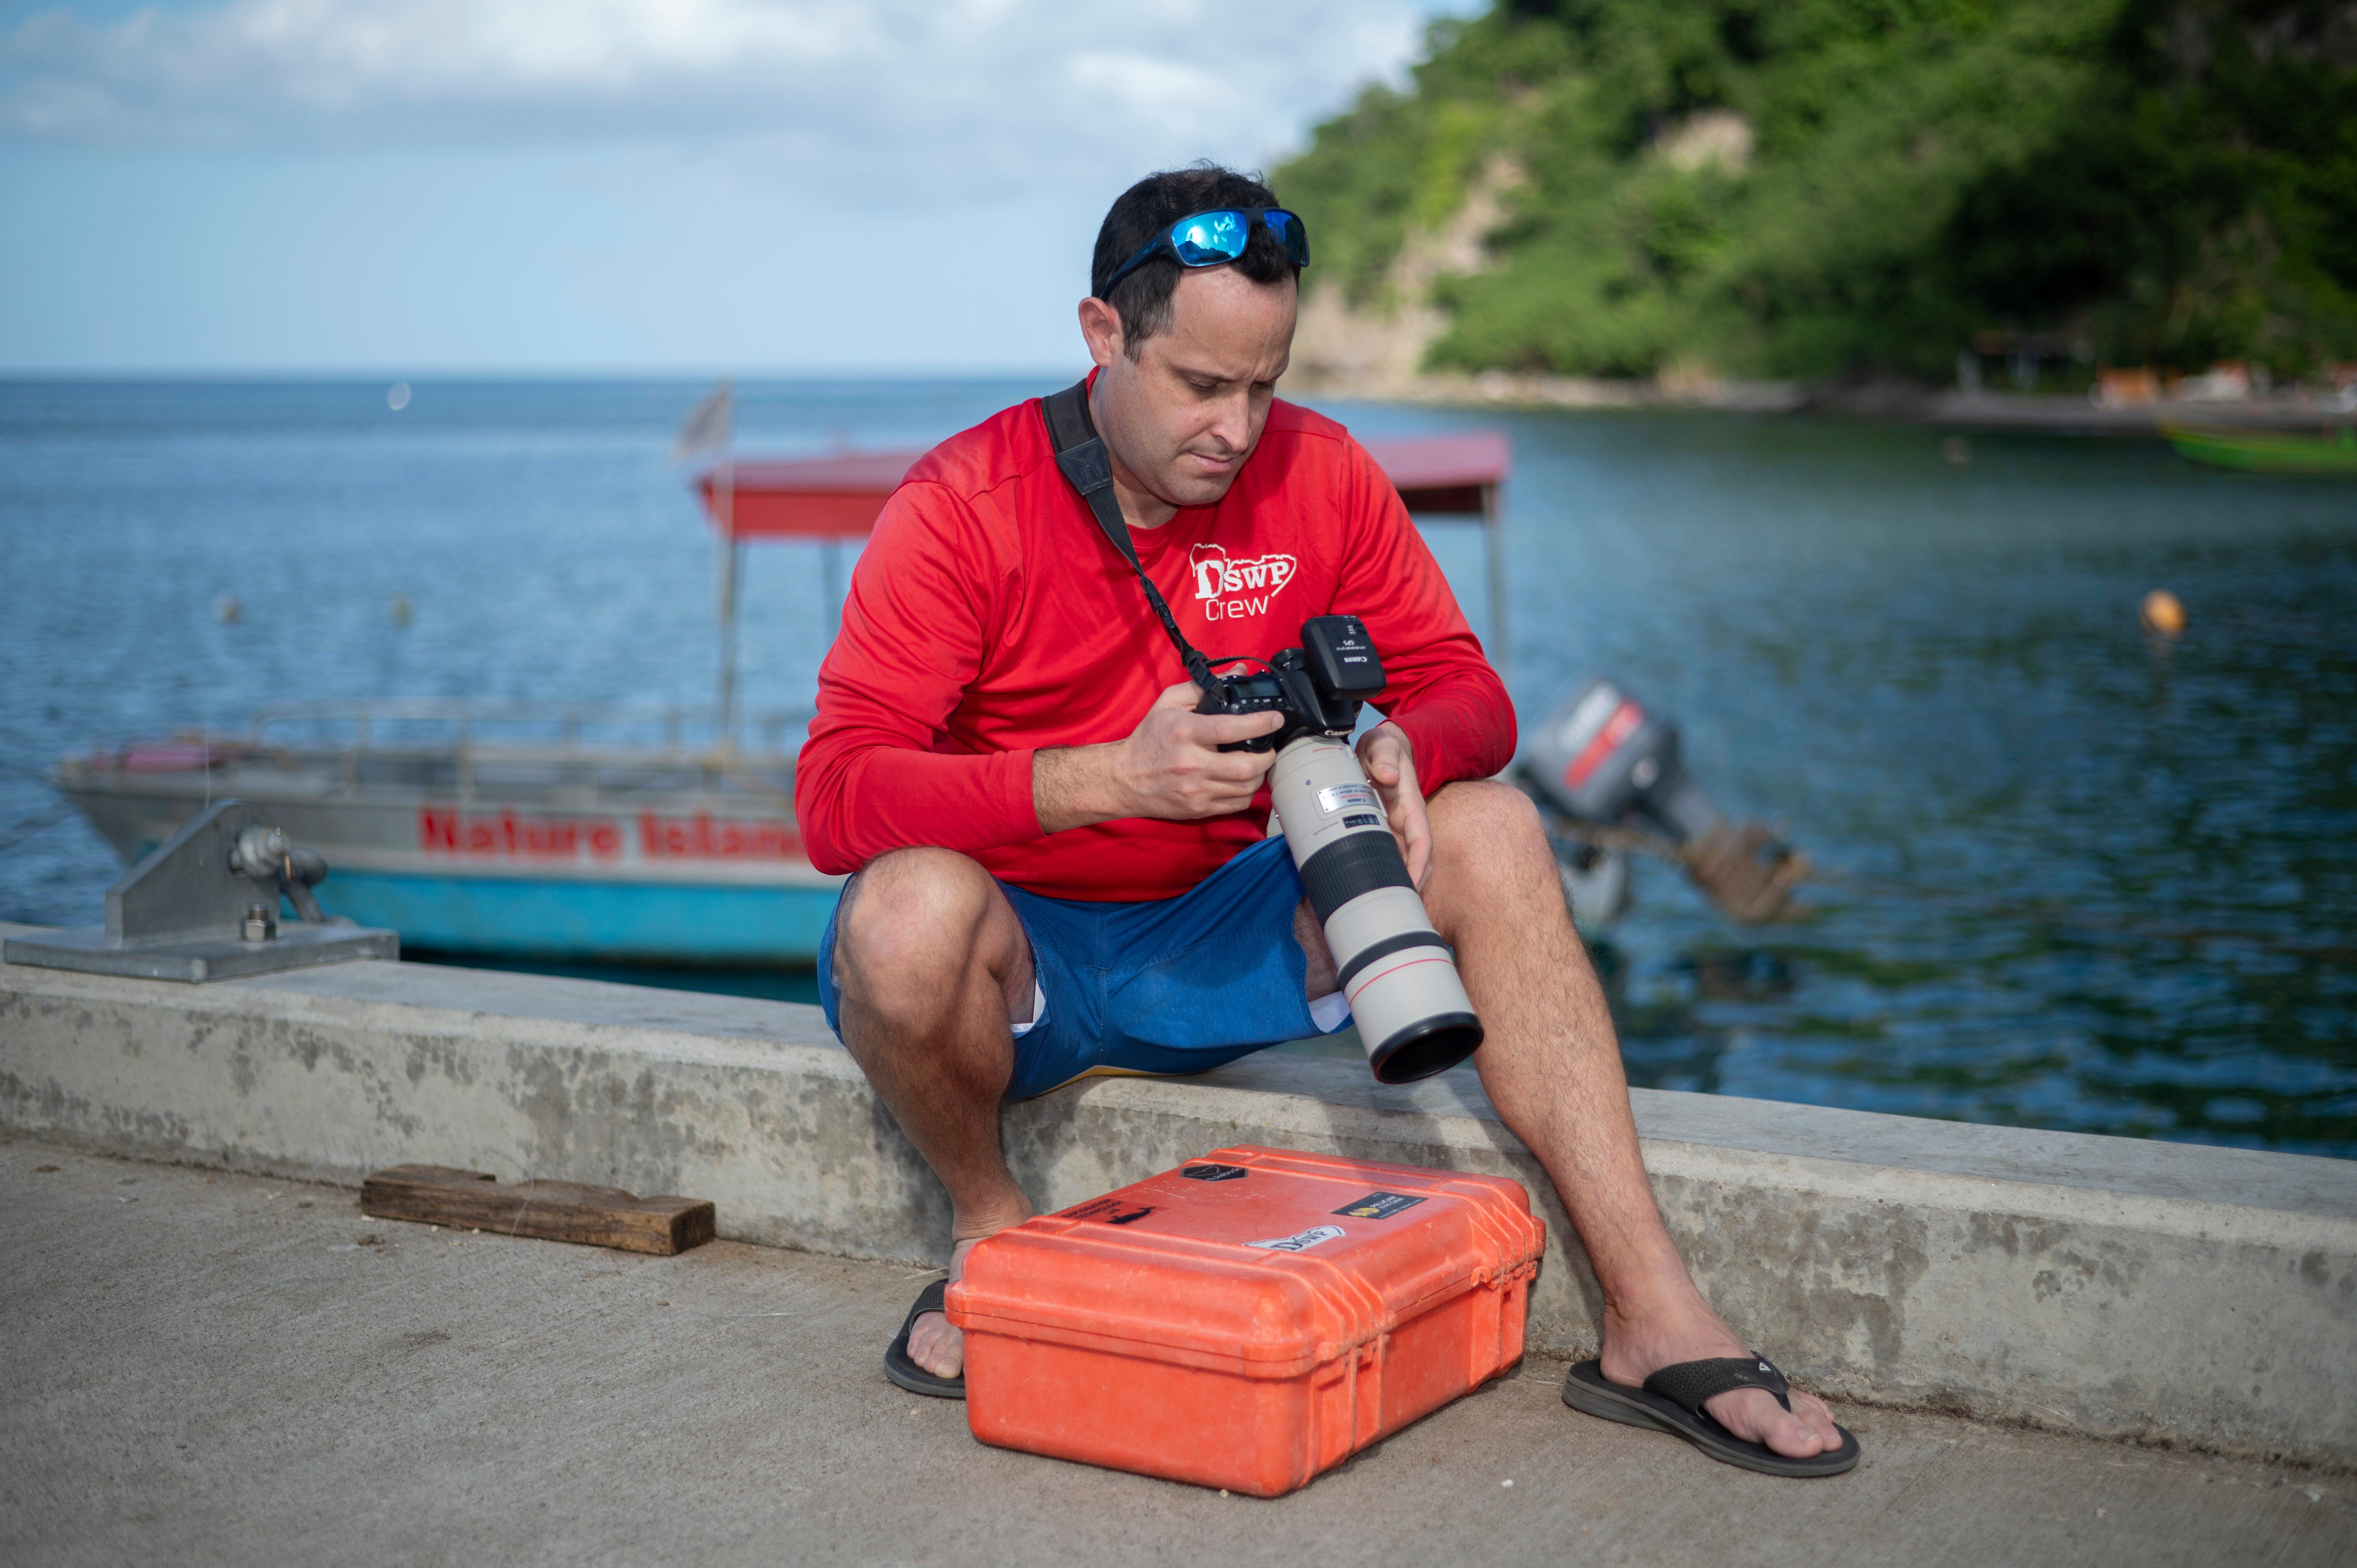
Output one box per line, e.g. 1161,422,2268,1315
674,380,734,462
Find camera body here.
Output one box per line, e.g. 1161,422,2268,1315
1194,615,1386,750
1194,615,1483,1085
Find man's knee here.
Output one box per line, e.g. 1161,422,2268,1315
1430,779,1547,865
834,847,1003,994
1424,784,1568,953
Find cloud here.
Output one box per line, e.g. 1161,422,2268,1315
1,0,1442,194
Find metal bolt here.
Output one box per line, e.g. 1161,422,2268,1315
241,903,277,943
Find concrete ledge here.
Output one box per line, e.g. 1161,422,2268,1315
4,929,2353,1467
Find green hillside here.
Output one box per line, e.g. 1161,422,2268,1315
1276,0,2357,383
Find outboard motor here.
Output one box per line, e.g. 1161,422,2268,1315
1518,678,1805,925
1525,679,1721,844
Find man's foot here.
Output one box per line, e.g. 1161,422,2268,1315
1598,1297,1846,1460
905,1237,981,1381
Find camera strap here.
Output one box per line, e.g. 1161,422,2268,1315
1041,379,1214,689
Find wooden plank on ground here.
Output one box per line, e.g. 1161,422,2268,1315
360,1164,715,1255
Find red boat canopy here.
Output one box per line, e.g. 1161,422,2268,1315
695,431,1509,540
1362,432,1512,517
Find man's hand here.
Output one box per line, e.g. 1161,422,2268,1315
1035,682,1285,833
1356,721,1431,887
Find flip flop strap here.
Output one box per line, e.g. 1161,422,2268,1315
904,1276,949,1330
1641,1355,1793,1418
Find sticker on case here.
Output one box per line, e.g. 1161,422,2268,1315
1332,1192,1427,1220
1063,1197,1157,1225
1246,1224,1345,1253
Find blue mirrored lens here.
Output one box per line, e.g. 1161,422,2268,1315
1170,211,1249,266
1266,210,1309,265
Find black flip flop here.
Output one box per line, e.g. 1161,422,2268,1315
1563,1356,1859,1477
883,1277,966,1399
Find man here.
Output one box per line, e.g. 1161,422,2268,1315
795,166,1855,1476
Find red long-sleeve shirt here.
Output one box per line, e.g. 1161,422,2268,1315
795,392,1513,902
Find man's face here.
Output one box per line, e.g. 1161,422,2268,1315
1086,266,1296,516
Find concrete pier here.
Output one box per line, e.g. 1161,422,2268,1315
4,929,2354,1470
4,1141,2352,1567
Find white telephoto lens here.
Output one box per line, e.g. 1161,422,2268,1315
1269,736,1481,1082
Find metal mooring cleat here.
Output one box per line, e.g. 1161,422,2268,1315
3,801,398,982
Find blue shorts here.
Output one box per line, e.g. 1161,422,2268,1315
816,835,1343,1101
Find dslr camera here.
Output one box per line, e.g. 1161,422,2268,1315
1196,616,1484,1083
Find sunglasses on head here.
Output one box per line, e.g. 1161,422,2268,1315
1101,208,1311,297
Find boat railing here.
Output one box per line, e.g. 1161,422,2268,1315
231,700,811,801
245,699,809,757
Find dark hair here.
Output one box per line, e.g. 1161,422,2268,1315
1091,164,1299,354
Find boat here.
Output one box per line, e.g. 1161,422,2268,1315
54,413,1516,964
2163,422,2357,474
54,702,834,963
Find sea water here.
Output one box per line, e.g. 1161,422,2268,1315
2,379,2351,1156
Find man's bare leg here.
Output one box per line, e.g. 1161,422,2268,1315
832,847,1037,1381
1353,781,1845,1458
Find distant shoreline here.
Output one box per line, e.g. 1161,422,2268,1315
1282,371,2356,434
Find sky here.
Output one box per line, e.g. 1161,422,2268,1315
0,0,1481,375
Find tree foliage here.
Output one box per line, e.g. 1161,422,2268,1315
1275,0,2357,380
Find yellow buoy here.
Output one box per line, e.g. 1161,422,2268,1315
2140,590,2186,637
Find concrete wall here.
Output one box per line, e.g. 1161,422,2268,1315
4,929,2353,1467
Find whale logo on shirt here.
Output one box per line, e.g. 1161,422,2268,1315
1190,543,1297,620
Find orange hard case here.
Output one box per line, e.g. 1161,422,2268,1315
945,1144,1546,1496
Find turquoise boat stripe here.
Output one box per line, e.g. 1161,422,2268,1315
314,872,837,962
